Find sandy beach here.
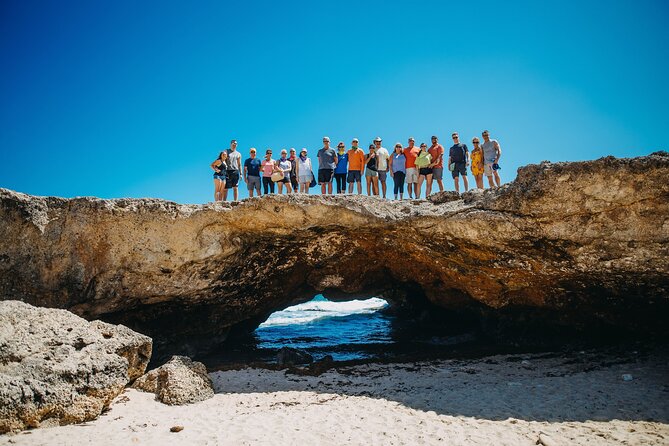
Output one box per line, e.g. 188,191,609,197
1,347,667,446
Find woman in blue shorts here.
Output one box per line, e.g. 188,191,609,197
364,144,379,196
210,151,228,201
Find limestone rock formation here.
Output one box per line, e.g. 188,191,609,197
0,300,152,433
0,153,668,359
276,347,314,366
133,355,214,405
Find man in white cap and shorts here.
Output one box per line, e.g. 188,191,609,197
373,137,390,198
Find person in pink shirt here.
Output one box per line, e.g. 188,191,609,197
261,149,276,194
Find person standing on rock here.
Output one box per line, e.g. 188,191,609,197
276,149,293,194
448,132,469,194
415,143,433,199
296,148,313,194
470,137,485,189
389,142,406,200
210,151,228,201
261,149,276,194
288,148,299,193
224,140,243,202
428,135,445,195
347,138,365,194
374,137,390,199
365,143,379,196
317,137,338,195
334,142,348,194
244,148,262,197
481,130,502,188
403,137,420,199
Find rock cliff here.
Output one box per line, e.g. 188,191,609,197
1,153,668,358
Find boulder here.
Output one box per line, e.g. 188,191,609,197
133,355,214,405
0,300,152,433
276,347,314,366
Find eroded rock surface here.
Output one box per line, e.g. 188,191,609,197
0,300,152,433
133,355,214,405
0,153,668,358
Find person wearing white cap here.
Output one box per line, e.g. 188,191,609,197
295,148,314,193
317,136,338,195
347,138,365,194
373,137,390,199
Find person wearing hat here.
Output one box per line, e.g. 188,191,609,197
317,136,338,195
403,137,421,199
243,147,262,197
346,138,365,194
295,148,314,193
373,137,390,199
334,141,348,194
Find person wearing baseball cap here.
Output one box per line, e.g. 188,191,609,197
317,136,337,194
403,137,421,199
373,137,390,198
346,138,365,194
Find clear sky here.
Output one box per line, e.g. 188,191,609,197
1,0,667,203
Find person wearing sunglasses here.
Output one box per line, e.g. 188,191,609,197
334,142,348,194
470,138,485,189
448,132,469,194
481,130,502,188
389,143,406,200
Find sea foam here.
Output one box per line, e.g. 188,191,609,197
258,296,388,328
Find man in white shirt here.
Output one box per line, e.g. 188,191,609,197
373,137,390,199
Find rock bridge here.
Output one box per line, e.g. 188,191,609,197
1,152,668,359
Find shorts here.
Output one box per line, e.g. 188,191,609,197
318,168,334,183
225,170,240,188
365,169,378,178
405,167,418,183
418,167,433,176
298,174,312,184
278,177,290,184
432,167,443,180
247,175,260,191
347,170,362,182
378,171,387,182
451,162,467,178
213,174,226,182
484,162,494,176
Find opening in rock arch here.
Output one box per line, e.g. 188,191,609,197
255,295,391,361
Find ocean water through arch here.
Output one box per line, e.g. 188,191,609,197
254,295,391,361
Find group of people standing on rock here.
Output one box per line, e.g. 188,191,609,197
210,131,502,201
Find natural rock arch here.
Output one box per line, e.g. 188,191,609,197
1,152,668,360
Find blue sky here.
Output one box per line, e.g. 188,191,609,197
1,0,667,203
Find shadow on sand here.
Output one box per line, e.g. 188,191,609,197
209,346,669,423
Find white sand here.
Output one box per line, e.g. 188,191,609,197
2,349,668,446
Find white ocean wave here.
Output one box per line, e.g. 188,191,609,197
258,297,388,328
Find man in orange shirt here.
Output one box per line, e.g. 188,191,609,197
403,137,421,199
428,135,445,195
347,138,365,194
